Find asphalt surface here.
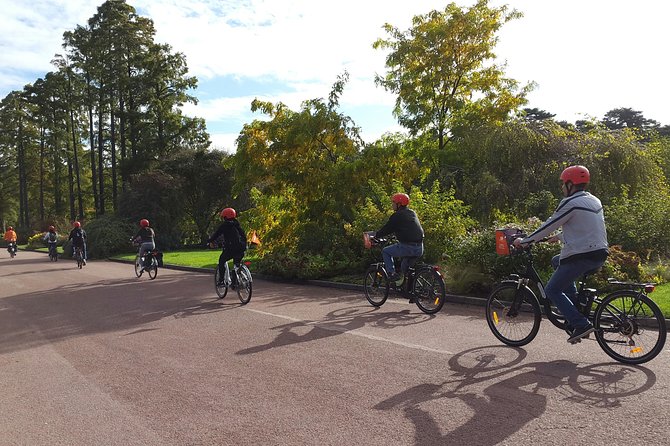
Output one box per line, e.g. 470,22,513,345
1,250,670,445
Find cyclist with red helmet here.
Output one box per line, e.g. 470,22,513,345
4,226,18,257
514,165,609,344
208,208,247,288
374,193,425,282
68,221,87,265
133,219,155,267
43,225,59,258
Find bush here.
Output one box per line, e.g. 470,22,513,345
26,232,66,249
81,215,135,259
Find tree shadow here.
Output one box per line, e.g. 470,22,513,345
236,305,435,355
374,346,657,445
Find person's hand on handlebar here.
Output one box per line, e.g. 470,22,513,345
513,237,527,249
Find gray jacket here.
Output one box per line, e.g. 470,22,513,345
521,191,608,261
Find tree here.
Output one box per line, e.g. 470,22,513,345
602,107,659,131
522,107,555,122
373,0,531,153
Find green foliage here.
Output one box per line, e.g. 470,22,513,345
26,232,67,249
599,245,643,283
82,215,134,259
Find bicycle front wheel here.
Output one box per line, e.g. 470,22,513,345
134,255,142,277
486,283,542,347
364,265,389,307
594,291,667,364
214,267,228,299
412,267,447,314
236,266,252,305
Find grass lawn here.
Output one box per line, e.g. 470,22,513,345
651,282,670,318
113,248,260,270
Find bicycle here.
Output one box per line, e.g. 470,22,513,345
134,247,159,280
7,242,17,258
74,246,84,269
485,235,667,364
215,260,253,305
48,242,58,262
363,233,446,314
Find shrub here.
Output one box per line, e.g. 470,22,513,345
81,215,135,259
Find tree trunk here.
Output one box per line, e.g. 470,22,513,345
86,74,99,216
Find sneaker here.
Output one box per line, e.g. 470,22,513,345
568,325,595,344
388,272,401,282
83,259,87,266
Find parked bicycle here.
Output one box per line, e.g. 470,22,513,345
215,260,253,305
74,246,85,269
132,241,159,280
486,232,667,364
6,242,17,258
363,233,446,314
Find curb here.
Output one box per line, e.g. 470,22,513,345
107,258,488,306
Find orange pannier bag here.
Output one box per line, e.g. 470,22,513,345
495,228,523,256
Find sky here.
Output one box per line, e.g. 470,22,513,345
1,0,669,152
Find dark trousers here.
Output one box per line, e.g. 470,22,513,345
219,250,244,285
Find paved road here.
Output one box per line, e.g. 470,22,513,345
1,250,669,445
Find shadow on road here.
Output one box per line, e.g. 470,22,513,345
237,305,435,355
374,345,657,445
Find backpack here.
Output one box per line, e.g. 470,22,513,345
47,232,57,243
71,228,84,242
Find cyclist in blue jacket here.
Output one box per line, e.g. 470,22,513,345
514,165,609,344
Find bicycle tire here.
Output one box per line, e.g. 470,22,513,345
364,265,389,307
412,267,447,314
214,267,228,299
134,255,142,277
594,290,667,364
76,250,83,269
236,265,252,305
147,258,158,280
486,282,542,347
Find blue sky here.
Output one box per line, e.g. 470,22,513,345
1,0,669,152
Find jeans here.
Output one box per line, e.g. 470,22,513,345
138,241,155,265
546,254,605,330
382,242,424,276
219,250,244,285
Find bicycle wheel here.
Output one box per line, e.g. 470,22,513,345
364,265,389,307
594,291,667,364
147,258,158,280
214,267,228,299
486,282,542,347
236,265,252,305
412,267,447,314
76,250,83,269
134,255,142,277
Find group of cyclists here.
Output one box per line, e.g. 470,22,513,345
4,164,607,345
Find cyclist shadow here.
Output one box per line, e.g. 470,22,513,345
374,345,657,445
236,306,435,356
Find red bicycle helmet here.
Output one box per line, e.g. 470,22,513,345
560,165,590,185
8,226,13,231
73,221,81,228
220,208,236,219
391,193,410,206
49,225,55,232
140,219,149,227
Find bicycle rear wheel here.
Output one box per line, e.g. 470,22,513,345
412,267,447,314
486,283,542,346
147,258,158,280
364,265,389,307
594,291,667,364
214,267,228,299
76,250,83,269
236,265,252,305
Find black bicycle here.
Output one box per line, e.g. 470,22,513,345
7,242,17,258
74,246,84,269
363,235,446,314
214,261,253,305
48,242,58,262
485,240,667,364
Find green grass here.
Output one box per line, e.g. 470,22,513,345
113,249,259,270
651,283,670,318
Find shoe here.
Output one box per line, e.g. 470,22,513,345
388,272,401,282
568,325,595,344
83,259,87,266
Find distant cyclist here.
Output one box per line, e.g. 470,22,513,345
68,221,87,265
514,165,609,344
4,226,18,257
132,219,155,267
374,193,424,282
43,225,59,258
208,208,247,288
